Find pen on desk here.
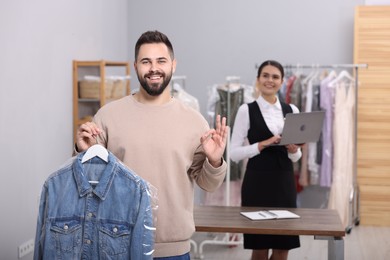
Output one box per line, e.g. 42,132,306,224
258,212,267,217
266,211,278,218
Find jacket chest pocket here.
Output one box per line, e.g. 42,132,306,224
50,218,82,254
99,220,131,257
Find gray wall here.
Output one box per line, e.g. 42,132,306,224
128,0,364,115
0,0,365,259
0,1,129,259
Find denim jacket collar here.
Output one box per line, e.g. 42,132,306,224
73,152,117,200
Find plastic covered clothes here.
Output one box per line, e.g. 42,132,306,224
34,150,158,260
172,82,200,112
207,83,255,127
207,83,255,181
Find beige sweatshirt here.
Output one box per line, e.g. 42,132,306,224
93,95,227,257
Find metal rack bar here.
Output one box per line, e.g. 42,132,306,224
255,63,368,69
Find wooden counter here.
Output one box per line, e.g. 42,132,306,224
194,206,345,260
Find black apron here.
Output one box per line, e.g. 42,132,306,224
241,101,300,250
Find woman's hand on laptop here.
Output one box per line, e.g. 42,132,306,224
285,143,302,153
258,135,282,151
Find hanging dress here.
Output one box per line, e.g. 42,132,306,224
215,87,245,180
328,80,355,228
319,72,337,187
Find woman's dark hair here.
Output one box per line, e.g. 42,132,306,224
257,60,284,79
134,30,174,61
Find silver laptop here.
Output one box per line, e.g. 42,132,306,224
272,111,325,146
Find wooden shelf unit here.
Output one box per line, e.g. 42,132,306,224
73,60,130,142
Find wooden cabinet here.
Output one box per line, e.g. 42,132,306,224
73,60,130,142
354,6,390,226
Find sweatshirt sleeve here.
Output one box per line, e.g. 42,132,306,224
188,145,227,192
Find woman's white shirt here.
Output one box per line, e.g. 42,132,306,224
230,95,301,163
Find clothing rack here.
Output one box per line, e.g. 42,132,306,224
256,63,368,70
196,64,367,258
194,76,243,259
261,63,368,234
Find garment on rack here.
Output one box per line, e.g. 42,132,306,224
277,80,288,103
306,71,325,185
283,69,325,187
215,87,244,133
319,71,337,187
34,151,155,260
207,83,255,127
207,83,254,181
327,74,355,228
215,86,245,181
279,65,360,223
203,83,254,207
284,75,296,104
172,82,200,112
289,74,305,109
295,74,311,187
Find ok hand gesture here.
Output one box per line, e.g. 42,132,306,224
200,114,229,168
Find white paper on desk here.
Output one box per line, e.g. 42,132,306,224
240,210,300,220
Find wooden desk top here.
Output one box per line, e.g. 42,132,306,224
194,205,345,237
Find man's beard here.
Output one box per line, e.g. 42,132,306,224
137,70,172,96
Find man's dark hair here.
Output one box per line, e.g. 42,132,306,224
135,30,174,61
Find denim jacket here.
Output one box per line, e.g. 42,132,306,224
34,151,154,260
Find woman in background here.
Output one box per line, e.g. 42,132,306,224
230,60,301,260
